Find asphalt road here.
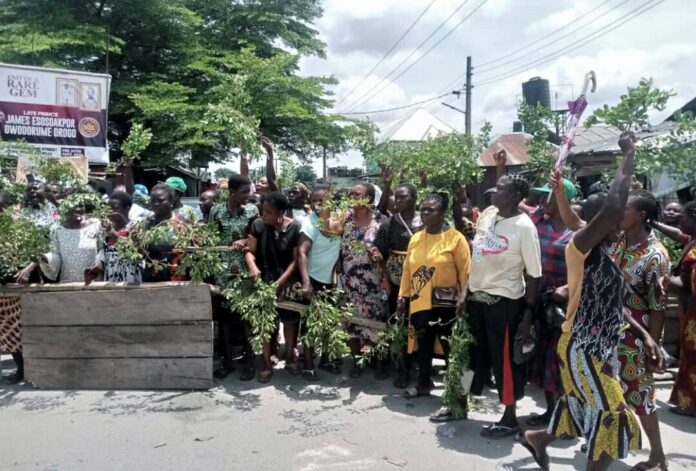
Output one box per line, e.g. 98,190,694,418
1,355,695,471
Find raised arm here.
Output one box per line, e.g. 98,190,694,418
452,182,468,233
573,132,636,254
261,136,279,192
494,148,507,181
377,164,393,216
652,221,688,244
551,170,585,230
240,150,249,179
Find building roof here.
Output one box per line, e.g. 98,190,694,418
381,108,454,142
478,133,538,167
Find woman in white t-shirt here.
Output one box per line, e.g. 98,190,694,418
467,174,542,438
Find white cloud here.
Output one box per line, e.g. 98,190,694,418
297,0,696,171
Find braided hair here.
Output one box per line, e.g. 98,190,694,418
423,192,449,213
628,190,660,230
508,174,530,201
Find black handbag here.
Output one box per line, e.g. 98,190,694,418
432,287,458,308
540,289,566,329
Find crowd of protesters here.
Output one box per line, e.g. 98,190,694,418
1,133,696,471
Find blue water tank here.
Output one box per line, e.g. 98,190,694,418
522,77,551,108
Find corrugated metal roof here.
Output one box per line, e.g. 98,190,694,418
381,108,454,142
478,133,537,167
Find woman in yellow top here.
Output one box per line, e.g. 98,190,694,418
398,192,471,398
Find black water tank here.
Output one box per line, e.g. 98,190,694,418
512,121,523,132
522,77,551,108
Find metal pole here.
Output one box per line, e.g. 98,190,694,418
322,147,327,181
465,56,472,135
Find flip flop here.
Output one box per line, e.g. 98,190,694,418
517,435,549,470
302,369,318,382
429,406,466,422
402,386,431,399
480,424,520,440
319,362,342,375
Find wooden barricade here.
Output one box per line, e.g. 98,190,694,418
2,282,213,390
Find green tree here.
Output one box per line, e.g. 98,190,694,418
0,0,360,167
517,101,557,183
585,78,696,180
214,168,235,181
295,164,317,187
363,126,490,193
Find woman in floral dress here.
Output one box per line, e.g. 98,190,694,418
341,182,388,378
669,201,696,418
612,190,670,471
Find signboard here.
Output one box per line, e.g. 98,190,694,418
0,63,111,164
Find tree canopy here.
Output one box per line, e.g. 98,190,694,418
585,78,696,181
0,0,363,167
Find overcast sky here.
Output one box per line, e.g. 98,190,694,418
296,0,695,171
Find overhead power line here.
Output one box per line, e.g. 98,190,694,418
338,92,453,115
476,0,664,87
343,0,488,113
335,0,438,108
477,0,633,74
476,0,614,69
338,0,473,112
431,0,627,97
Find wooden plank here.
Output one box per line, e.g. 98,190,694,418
25,358,213,390
23,324,213,359
22,285,212,326
0,281,214,294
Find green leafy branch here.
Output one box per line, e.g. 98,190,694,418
223,278,278,354
300,288,352,362
442,316,475,419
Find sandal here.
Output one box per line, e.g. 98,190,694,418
402,386,431,399
480,424,520,440
240,366,255,382
302,369,318,381
257,370,273,383
429,406,466,422
518,434,549,470
319,362,342,375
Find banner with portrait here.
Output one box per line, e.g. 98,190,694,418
0,63,111,164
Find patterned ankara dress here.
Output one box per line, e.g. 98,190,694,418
341,212,388,345
611,234,670,415
549,240,641,462
670,242,696,414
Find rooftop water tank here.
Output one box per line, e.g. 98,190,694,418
522,77,551,108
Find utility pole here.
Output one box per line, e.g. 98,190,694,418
465,56,472,135
322,147,327,181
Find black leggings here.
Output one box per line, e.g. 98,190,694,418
410,307,456,389
468,297,525,405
